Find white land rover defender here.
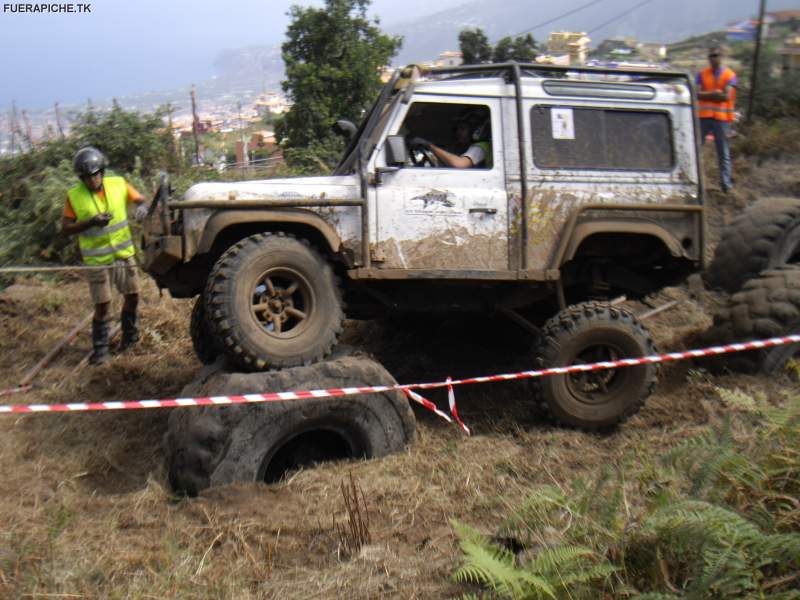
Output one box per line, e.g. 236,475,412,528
143,62,705,430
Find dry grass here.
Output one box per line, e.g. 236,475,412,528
0,157,798,599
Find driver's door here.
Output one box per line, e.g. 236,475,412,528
372,97,508,271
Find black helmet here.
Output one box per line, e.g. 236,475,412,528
454,109,490,141
73,146,108,177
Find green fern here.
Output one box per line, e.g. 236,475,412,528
454,397,800,599
452,520,556,600
636,500,800,597
451,520,615,600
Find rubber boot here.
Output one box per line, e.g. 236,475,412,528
119,310,139,351
89,319,111,365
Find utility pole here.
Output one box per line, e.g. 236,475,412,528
165,102,179,167
190,85,201,165
238,101,249,170
9,102,17,155
746,0,768,123
54,102,65,138
21,110,33,146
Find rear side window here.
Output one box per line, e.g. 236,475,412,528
530,106,673,171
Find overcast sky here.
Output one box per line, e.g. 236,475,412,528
0,0,465,109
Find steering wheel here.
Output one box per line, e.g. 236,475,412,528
409,145,436,167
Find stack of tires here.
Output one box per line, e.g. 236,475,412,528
171,233,414,496
703,198,800,373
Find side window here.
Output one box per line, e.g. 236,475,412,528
399,102,493,169
530,106,673,171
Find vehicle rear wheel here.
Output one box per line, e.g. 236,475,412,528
533,302,658,430
205,232,344,371
190,295,222,365
701,266,800,374
163,355,417,496
706,198,800,294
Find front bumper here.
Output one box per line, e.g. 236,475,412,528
142,234,183,275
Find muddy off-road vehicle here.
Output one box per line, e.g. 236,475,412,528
144,62,706,431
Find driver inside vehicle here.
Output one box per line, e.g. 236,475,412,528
406,109,493,169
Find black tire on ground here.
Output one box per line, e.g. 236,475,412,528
533,302,658,430
701,266,800,374
205,232,344,371
706,198,800,294
190,296,222,365
163,355,416,496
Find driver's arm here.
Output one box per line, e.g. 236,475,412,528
429,144,474,169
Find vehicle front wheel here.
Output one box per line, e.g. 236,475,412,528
533,302,658,430
205,232,344,371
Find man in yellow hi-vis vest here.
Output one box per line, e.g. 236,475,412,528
697,45,737,193
62,147,149,364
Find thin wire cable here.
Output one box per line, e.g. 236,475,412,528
587,0,658,34
510,0,606,38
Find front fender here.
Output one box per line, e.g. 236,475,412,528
196,209,343,256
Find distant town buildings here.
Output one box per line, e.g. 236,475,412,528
546,31,592,65
435,51,463,67
254,93,291,116
780,36,800,74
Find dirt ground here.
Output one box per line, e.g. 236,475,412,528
0,156,798,599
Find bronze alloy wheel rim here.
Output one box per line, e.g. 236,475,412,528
250,267,315,339
565,344,627,405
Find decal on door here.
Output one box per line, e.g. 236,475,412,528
404,189,461,215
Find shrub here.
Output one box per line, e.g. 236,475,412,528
452,395,800,598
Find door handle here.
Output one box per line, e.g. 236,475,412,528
469,207,497,214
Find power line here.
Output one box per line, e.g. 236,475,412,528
511,0,607,38
587,0,658,34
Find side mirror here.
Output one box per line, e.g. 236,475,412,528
333,119,357,140
385,135,408,166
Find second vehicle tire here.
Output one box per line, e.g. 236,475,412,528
533,302,658,430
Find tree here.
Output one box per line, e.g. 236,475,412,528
72,101,174,176
458,28,492,65
460,29,537,65
278,0,401,156
0,104,174,268
492,34,538,63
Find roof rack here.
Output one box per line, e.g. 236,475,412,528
410,60,689,81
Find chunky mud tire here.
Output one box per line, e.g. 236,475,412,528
190,296,222,365
533,302,658,430
205,232,344,371
701,267,800,374
164,355,416,496
706,198,800,294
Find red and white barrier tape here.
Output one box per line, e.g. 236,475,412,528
1,334,799,435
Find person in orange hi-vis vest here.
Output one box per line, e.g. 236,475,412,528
697,45,737,193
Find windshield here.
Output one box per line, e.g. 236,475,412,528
334,71,403,175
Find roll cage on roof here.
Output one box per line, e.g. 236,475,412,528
335,61,691,174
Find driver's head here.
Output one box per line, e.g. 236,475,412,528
453,109,490,143
454,122,472,145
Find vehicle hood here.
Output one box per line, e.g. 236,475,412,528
183,175,361,202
